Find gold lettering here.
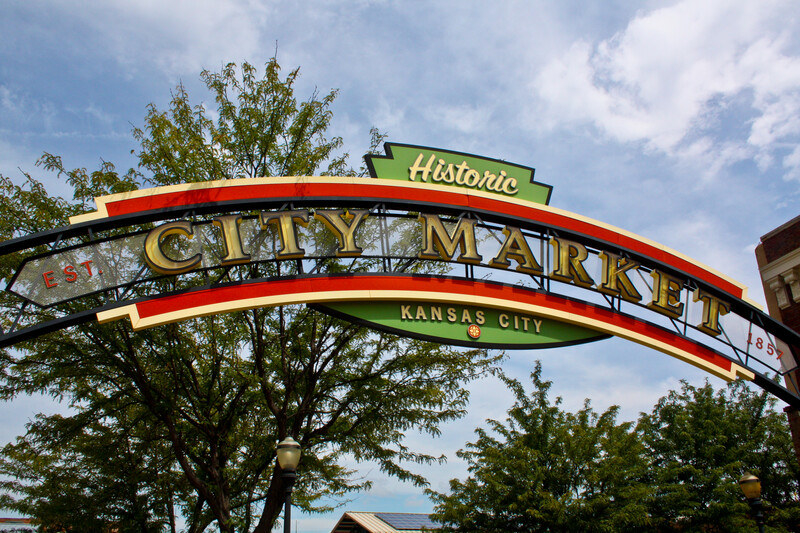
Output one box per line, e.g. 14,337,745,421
401,305,413,320
415,306,427,320
533,319,542,333
409,153,435,182
213,214,250,266
447,308,458,322
440,164,455,183
476,170,511,193
487,171,503,192
693,289,731,336
314,209,368,257
598,251,642,303
476,310,485,325
430,306,442,321
431,159,445,182
500,173,519,195
454,161,470,185
476,171,495,190
647,270,685,318
464,169,481,187
144,220,202,275
499,313,509,328
418,214,482,264
489,226,543,274
490,172,506,192
260,210,310,259
549,237,595,288
461,309,472,323
408,154,518,196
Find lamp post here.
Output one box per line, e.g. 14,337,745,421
277,437,302,533
739,473,765,533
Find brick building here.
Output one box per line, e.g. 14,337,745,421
757,215,800,332
756,214,800,457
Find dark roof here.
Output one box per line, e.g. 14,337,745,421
375,513,439,531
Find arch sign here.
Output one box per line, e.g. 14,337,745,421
2,143,800,406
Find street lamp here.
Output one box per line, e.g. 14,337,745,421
739,473,765,533
277,437,302,533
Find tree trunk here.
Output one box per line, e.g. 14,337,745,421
253,467,287,533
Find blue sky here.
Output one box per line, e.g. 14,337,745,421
1,1,799,531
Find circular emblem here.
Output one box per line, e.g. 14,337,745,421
467,324,481,339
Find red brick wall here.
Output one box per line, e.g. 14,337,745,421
761,215,800,263
758,216,800,466
759,216,800,330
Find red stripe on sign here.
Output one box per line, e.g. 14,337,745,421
133,275,733,374
104,182,474,216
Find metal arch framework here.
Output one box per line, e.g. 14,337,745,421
1,176,799,407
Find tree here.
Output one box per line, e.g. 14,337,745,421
428,363,652,532
0,409,184,533
430,370,800,532
0,59,500,532
638,379,800,531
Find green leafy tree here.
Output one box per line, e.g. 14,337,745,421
638,379,800,531
431,371,800,533
428,362,652,532
0,59,499,532
0,409,184,533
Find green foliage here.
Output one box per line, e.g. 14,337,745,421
0,59,500,532
430,370,800,532
638,379,800,531
429,362,652,532
133,58,347,185
0,410,182,533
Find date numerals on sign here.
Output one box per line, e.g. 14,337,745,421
748,333,784,359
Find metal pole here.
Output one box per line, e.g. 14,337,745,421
283,494,291,533
750,497,765,533
283,471,296,533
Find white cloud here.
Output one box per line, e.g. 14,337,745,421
785,145,800,181
532,0,800,179
67,0,272,79
84,103,115,128
0,86,14,112
370,97,407,136
0,138,34,176
424,104,492,135
0,85,58,131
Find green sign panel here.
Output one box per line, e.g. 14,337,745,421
365,143,552,204
315,301,608,349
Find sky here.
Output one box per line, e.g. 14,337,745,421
1,0,799,531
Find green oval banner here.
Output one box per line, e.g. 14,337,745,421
314,300,609,349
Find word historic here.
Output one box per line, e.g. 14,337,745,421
364,143,553,204
407,153,520,195
136,209,730,339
